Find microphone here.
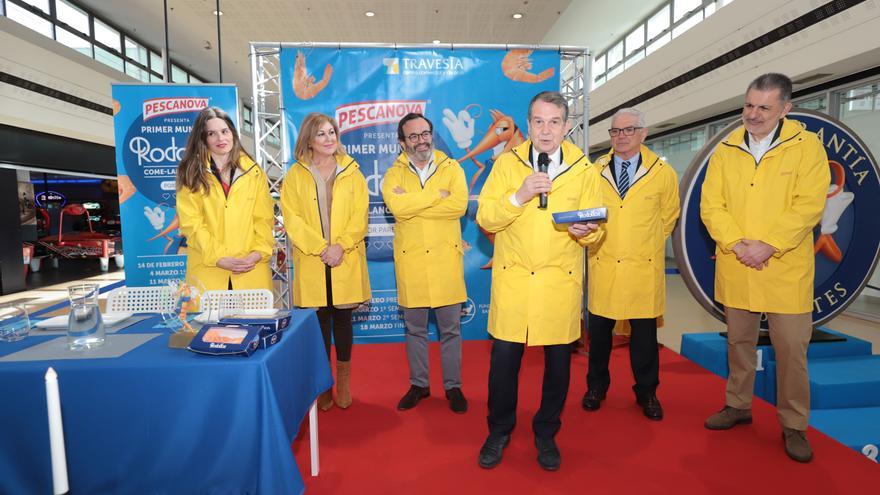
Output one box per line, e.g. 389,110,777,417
537,152,550,209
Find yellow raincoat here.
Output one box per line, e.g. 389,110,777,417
176,154,274,291
382,150,468,308
477,140,603,345
588,145,680,319
701,119,829,313
280,155,371,308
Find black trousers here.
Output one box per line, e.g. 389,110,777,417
315,266,353,362
487,338,572,439
586,312,659,398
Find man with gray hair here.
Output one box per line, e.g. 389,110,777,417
476,91,603,471
701,73,829,462
581,107,680,421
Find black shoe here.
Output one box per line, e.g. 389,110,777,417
445,387,468,414
581,389,606,411
478,434,510,469
534,436,561,471
396,385,430,410
637,394,664,421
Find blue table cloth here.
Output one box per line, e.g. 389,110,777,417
0,310,332,495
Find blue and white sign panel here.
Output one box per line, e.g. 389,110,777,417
673,109,880,327
280,48,560,342
111,84,239,287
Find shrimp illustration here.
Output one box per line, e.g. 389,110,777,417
117,175,137,204
293,51,333,100
502,49,554,83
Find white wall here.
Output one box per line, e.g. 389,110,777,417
0,16,121,146
542,0,880,151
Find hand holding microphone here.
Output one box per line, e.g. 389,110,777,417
537,152,550,209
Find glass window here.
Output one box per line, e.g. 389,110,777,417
625,50,644,69
607,63,624,80
646,128,707,176
841,85,879,114
125,38,149,67
718,0,735,7
242,106,253,133
704,2,717,17
673,11,703,38
674,0,702,22
625,24,645,56
150,72,165,83
124,61,150,82
593,75,605,89
647,5,670,41
794,96,827,112
189,75,202,84
646,33,671,55
150,51,165,77
835,80,880,318
94,46,123,72
708,118,737,138
7,2,53,38
56,0,89,34
93,18,120,52
56,27,91,57
606,41,624,70
19,0,49,14
591,54,605,79
171,64,188,83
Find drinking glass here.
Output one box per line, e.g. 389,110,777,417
67,284,105,350
0,304,30,342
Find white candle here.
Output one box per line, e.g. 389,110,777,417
45,367,69,495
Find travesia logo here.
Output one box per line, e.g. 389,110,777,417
673,109,880,327
336,100,427,133
382,58,399,75
383,56,467,75
143,97,209,121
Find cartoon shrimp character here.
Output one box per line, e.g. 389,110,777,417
293,51,333,100
502,49,555,83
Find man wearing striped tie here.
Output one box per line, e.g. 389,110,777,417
581,108,680,420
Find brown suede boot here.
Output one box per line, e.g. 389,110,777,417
317,390,334,411
336,361,352,409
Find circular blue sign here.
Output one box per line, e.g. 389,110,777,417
673,109,880,327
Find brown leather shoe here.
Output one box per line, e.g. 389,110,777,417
782,427,813,463
704,406,752,430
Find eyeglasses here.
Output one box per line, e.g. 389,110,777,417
608,126,643,137
405,131,432,143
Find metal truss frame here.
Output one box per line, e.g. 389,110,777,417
249,42,589,309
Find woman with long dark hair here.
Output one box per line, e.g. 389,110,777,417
281,112,370,410
176,106,274,291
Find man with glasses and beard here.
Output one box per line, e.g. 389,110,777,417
382,113,470,414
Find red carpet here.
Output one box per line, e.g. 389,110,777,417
293,341,876,494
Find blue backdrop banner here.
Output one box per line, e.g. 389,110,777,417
280,47,561,342
111,84,239,287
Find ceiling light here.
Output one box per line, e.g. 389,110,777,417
213,10,223,16
432,40,441,44
365,11,375,17
512,13,523,19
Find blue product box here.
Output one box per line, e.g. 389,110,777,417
259,329,283,349
188,323,261,357
219,310,292,334
552,207,608,224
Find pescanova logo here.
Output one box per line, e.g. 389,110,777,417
673,109,880,327
143,97,208,121
336,100,427,133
